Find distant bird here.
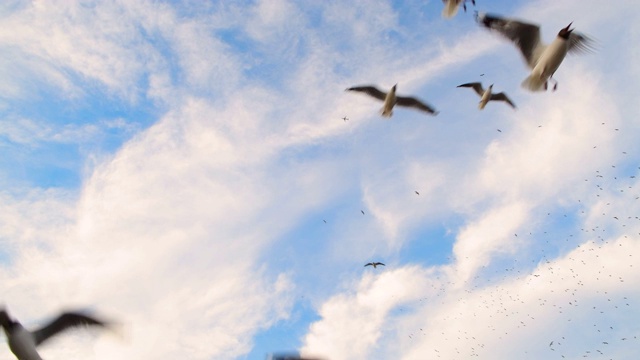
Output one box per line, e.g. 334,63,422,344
361,210,365,215
476,13,593,91
442,0,476,19
269,354,325,360
457,82,516,109
342,116,349,122
346,84,438,117
365,262,385,268
415,191,420,195
0,307,112,360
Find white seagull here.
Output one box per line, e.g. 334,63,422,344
442,0,476,19
0,307,112,360
346,84,438,117
457,82,516,109
476,13,593,92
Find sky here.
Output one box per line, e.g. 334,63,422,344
0,0,639,359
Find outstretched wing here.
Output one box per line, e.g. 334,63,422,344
395,96,438,115
476,13,543,68
567,32,595,54
346,86,387,101
364,263,374,267
375,262,386,266
457,82,485,96
32,312,110,346
490,92,516,109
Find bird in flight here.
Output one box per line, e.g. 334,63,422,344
457,82,516,109
442,0,476,19
476,13,593,91
346,84,438,117
365,262,385,268
342,116,349,122
0,307,113,360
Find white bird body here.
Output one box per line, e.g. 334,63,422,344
381,85,397,117
6,325,41,360
522,36,569,91
479,84,493,109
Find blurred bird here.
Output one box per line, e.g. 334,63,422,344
476,13,593,91
442,0,476,19
457,82,516,109
365,262,385,268
0,307,112,360
268,353,325,360
346,84,438,117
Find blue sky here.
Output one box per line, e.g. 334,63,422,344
0,0,639,359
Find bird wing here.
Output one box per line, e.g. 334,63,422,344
567,32,594,54
476,13,543,68
490,92,516,108
346,86,387,101
395,96,438,115
31,312,109,346
364,263,373,267
375,262,386,266
457,82,485,96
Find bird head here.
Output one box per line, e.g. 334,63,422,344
558,22,574,39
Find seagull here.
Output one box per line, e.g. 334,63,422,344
457,82,516,109
442,0,476,19
0,307,111,360
342,116,349,122
476,13,593,92
365,262,385,269
346,84,438,117
269,354,325,360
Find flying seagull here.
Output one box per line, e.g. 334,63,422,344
269,353,325,360
0,307,112,360
457,82,516,109
442,0,476,19
476,13,593,91
365,262,385,269
346,84,438,117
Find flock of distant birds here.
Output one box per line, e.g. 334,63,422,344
0,1,597,360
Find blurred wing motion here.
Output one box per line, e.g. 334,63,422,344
490,92,516,109
345,85,387,101
457,82,485,96
395,96,439,115
476,13,543,68
32,312,110,346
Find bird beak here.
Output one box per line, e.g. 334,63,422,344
564,22,573,32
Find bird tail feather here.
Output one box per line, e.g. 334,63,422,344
521,74,546,92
